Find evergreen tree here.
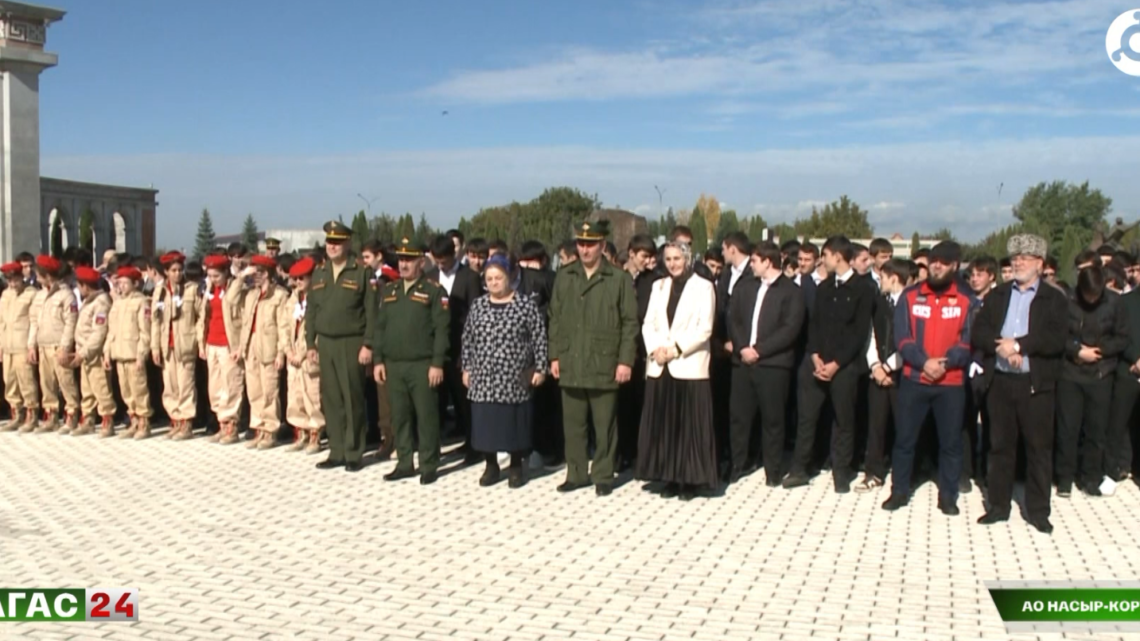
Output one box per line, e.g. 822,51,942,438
910,232,921,258
663,207,678,234
1057,225,1083,286
713,209,740,245
241,214,259,250
690,210,709,254
371,213,397,245
193,208,217,259
414,213,434,247
79,209,94,250
351,210,370,253
396,214,415,243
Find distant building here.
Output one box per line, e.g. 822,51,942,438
214,228,325,254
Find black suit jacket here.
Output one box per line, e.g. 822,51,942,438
727,275,806,369
870,292,897,365
715,263,755,345
807,273,876,369
517,267,555,319
425,263,483,359
971,279,1069,393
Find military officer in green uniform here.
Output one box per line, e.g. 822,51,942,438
305,221,378,473
373,238,450,485
549,220,638,496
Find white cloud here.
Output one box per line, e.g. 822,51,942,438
46,135,1140,248
870,201,906,211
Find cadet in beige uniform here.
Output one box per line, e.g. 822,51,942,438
152,251,201,440
237,254,290,449
71,266,115,437
197,255,246,445
103,266,153,439
28,255,80,433
0,261,39,431
284,256,324,453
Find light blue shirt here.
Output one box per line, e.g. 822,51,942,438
997,280,1038,373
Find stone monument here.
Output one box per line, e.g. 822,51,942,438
0,0,64,261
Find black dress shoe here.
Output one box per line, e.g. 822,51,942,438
479,465,500,487
881,494,909,511
1029,517,1053,534
556,481,590,493
1057,482,1072,498
958,478,972,494
765,477,782,488
595,483,613,497
383,468,418,481
782,473,810,489
508,466,528,489
977,512,1009,525
678,485,696,501
420,470,438,485
373,444,393,462
938,499,960,516
315,458,345,470
660,483,680,499
345,461,363,473
1081,483,1102,497
834,477,851,494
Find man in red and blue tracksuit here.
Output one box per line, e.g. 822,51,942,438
882,241,978,516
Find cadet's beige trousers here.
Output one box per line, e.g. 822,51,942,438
161,358,197,421
205,345,243,423
80,357,116,419
246,359,281,432
3,351,39,411
115,359,152,418
38,345,79,415
286,361,323,430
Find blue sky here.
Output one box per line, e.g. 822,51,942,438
38,0,1140,247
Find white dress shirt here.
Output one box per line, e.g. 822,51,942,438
748,277,775,347
727,259,747,295
835,268,854,286
438,261,459,295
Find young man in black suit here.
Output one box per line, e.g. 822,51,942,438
783,235,877,493
727,241,806,485
426,234,484,462
714,231,754,478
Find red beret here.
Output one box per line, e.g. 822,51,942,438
115,266,143,282
203,255,230,271
251,255,276,269
1,261,22,276
380,264,399,281
288,257,315,278
74,266,101,284
35,255,61,273
160,251,186,266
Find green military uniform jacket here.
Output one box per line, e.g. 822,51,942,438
548,260,638,390
305,257,378,348
373,276,450,366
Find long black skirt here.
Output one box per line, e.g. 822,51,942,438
635,371,719,487
471,401,533,453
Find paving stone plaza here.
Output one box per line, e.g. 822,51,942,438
2,429,1139,640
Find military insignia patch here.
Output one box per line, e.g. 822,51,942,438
95,313,106,326
440,296,449,310
341,280,359,290
312,282,326,290
383,295,398,303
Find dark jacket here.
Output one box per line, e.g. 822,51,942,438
1061,290,1130,382
425,263,482,361
806,272,876,369
1119,289,1140,377
305,258,378,348
516,267,555,319
714,262,755,352
372,276,450,367
870,291,898,365
971,279,1069,393
726,274,805,369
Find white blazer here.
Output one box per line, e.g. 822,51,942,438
642,275,714,380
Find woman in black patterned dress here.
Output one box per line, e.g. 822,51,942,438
461,254,549,488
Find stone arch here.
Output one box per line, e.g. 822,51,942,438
48,206,68,255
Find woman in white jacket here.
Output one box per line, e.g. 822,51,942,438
635,241,718,500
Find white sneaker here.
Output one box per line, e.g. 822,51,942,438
1099,476,1117,496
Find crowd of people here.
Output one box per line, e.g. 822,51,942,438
2,220,1138,535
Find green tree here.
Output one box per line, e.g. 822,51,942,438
713,209,741,245
371,213,397,245
689,210,709,254
794,196,873,239
50,214,63,257
772,222,796,245
929,228,956,241
414,213,435,247
350,210,370,253
910,232,921,257
466,186,598,252
79,209,94,250
395,214,415,243
193,208,216,259
241,214,259,249
746,215,769,243
1057,225,1083,286
457,216,473,242
663,207,678,235
1013,180,1112,249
